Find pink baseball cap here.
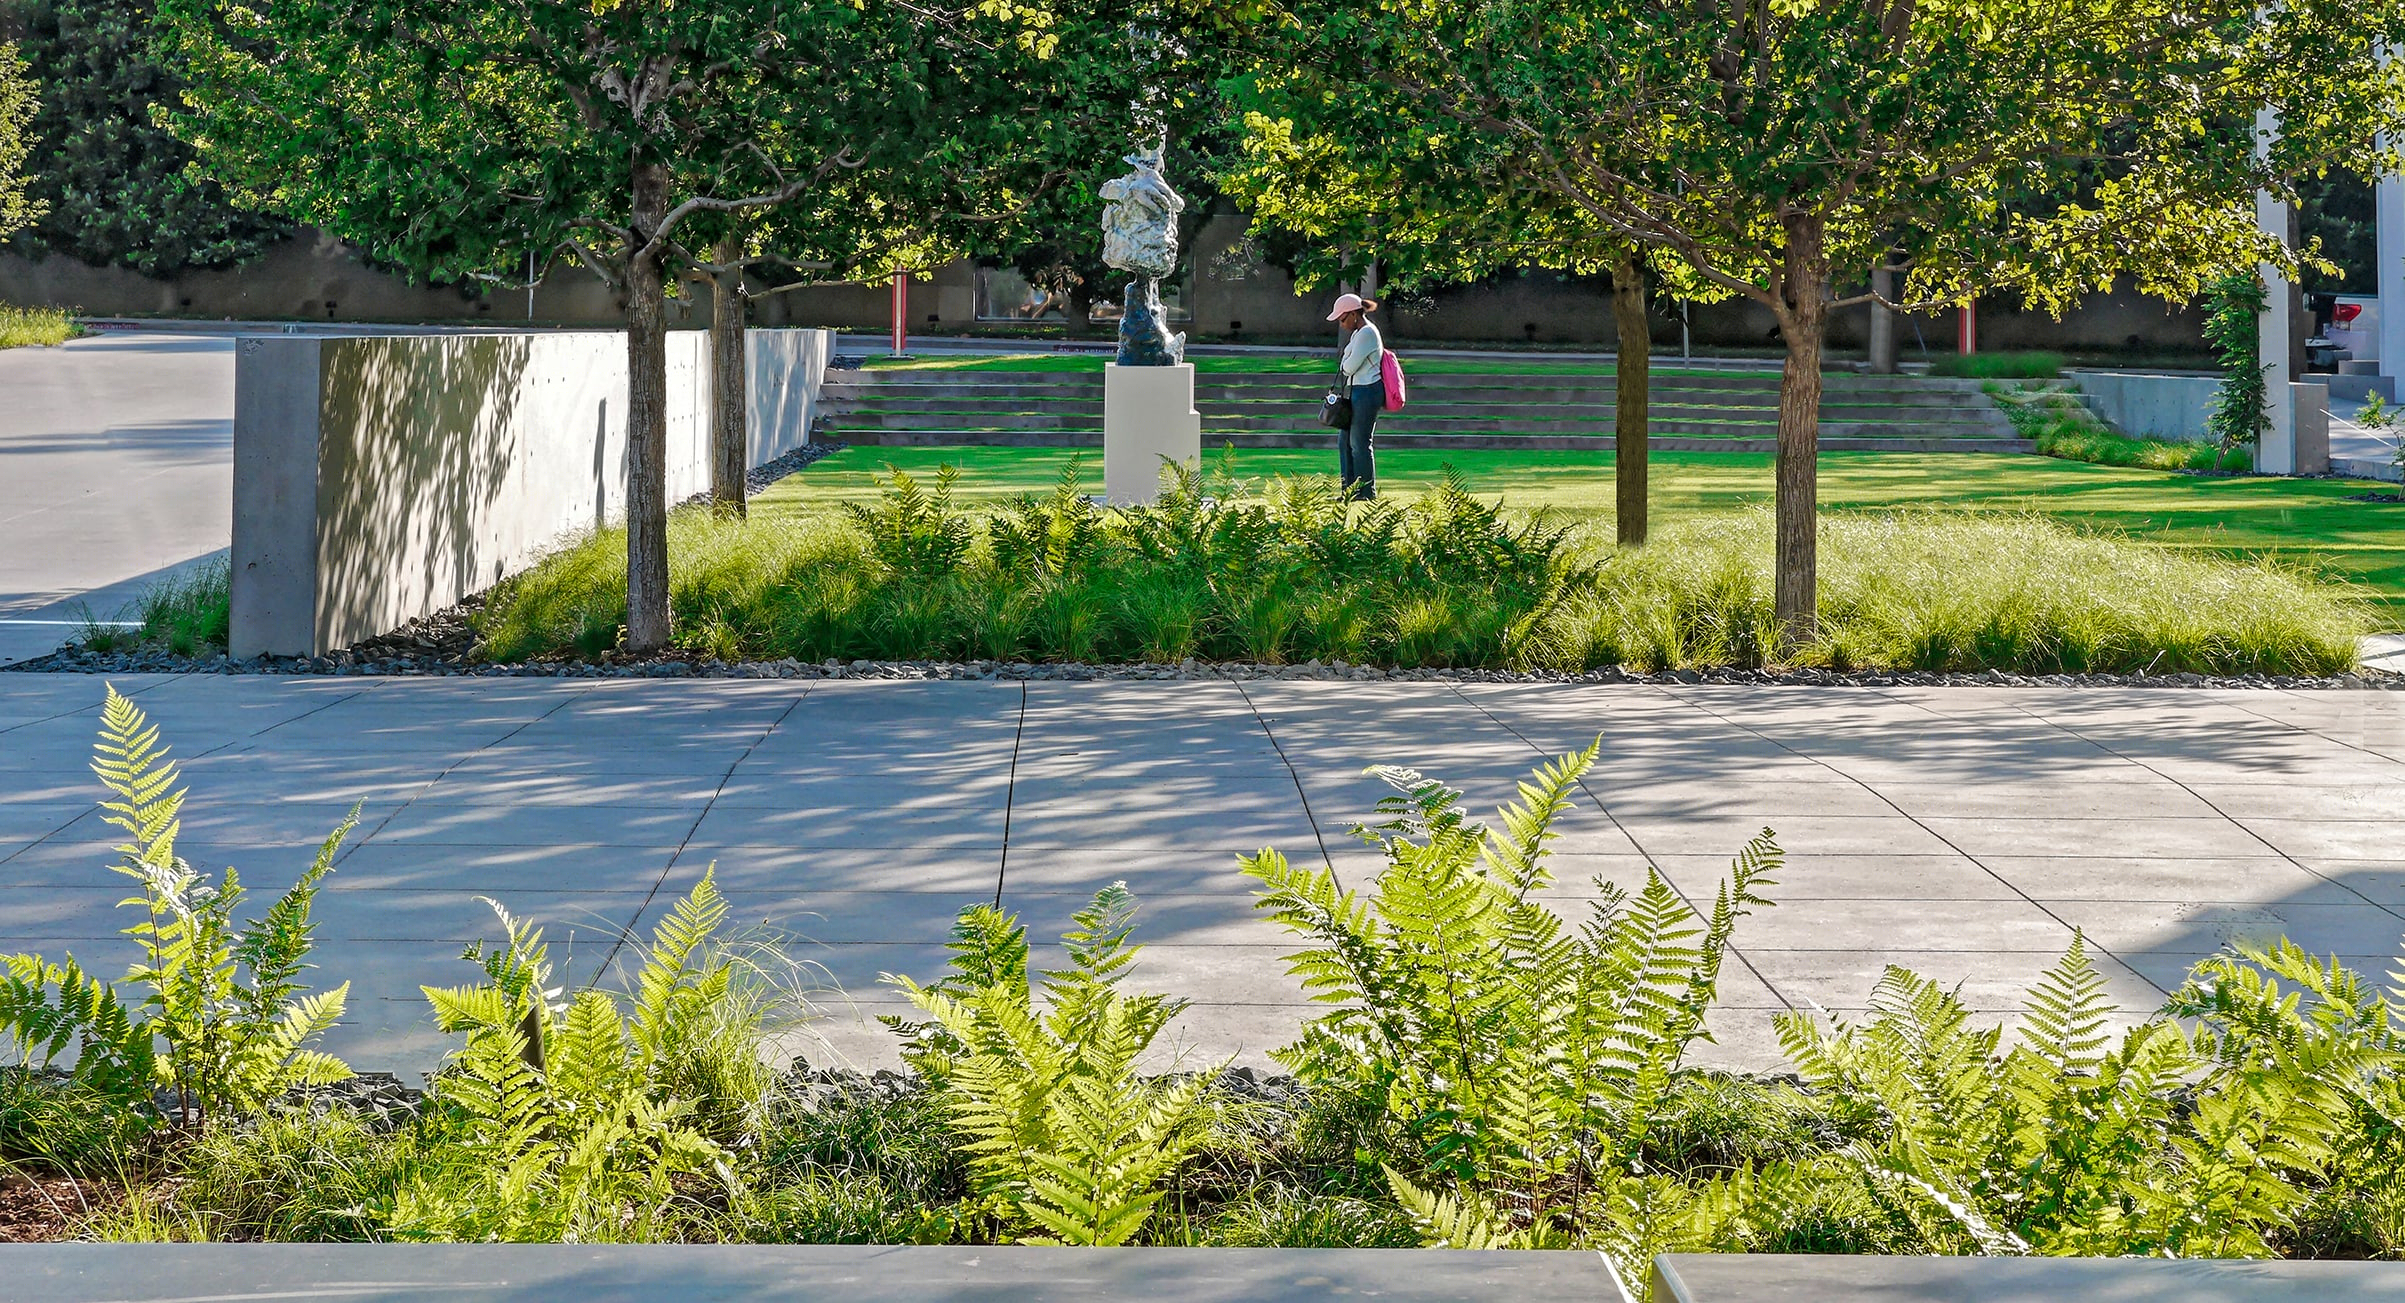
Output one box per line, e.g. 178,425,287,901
1326,293,1367,321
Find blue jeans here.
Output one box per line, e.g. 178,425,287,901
1341,379,1383,499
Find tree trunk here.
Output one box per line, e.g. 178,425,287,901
624,161,674,654
1868,264,1898,375
1066,280,1098,336
709,234,748,518
1611,252,1650,547
1774,211,1829,651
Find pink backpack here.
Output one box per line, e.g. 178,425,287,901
1380,349,1407,411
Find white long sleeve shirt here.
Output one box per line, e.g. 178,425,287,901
1340,322,1384,386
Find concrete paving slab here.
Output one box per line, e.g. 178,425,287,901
4,675,2405,1076
326,841,684,892
2239,817,2405,859
1647,852,2023,901
2040,897,2405,956
1747,946,2168,1012
1973,854,2355,904
1734,896,2076,953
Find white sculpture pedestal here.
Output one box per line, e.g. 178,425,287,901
1103,363,1202,505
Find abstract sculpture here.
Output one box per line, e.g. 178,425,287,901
1100,143,1187,367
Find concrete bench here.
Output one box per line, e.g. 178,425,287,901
1653,1253,2405,1302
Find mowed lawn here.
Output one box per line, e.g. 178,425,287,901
756,446,2405,617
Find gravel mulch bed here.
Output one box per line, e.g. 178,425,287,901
11,639,2398,690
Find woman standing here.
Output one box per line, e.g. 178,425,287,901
1329,293,1383,500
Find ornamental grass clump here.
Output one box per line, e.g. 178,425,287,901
475,461,2367,677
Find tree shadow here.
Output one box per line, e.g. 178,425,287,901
313,334,567,651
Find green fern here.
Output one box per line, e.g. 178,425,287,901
0,686,354,1126
989,455,1109,580
391,871,740,1242
1245,740,1781,1286
885,883,1215,1245
1780,930,2393,1258
845,464,975,578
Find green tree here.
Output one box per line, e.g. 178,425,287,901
1227,0,2405,642
162,0,1113,652
12,0,283,274
1225,125,1675,545
0,38,36,241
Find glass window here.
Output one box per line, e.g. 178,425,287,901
973,266,1192,323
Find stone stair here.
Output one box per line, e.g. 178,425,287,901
814,365,2032,453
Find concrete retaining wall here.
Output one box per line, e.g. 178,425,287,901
230,328,831,657
2067,369,2222,441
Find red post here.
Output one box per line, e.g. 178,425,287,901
890,272,907,356
1959,302,1977,356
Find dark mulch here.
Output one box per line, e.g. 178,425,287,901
0,1172,115,1241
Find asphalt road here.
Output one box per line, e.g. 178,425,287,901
0,330,234,665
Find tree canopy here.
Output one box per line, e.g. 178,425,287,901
0,38,35,242
11,0,283,274
1225,0,2405,639
163,0,1140,651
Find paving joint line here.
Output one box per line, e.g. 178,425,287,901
1983,694,2405,924
1648,684,2143,998
1446,681,1791,1011
590,682,816,984
0,669,195,739
327,680,598,871
191,685,382,759
2219,692,2405,772
1228,679,1338,879
0,673,296,869
992,682,1029,910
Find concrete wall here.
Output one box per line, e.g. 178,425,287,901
2067,369,2223,441
231,328,831,657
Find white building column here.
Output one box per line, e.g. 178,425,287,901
2257,109,2298,474
2381,168,2405,378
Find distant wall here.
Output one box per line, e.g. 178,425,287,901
231,328,831,657
2068,370,2221,441
3,216,2210,354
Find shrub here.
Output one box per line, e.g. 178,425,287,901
14,0,288,275
1780,932,2388,1258
477,465,2365,677
1987,381,2248,473
1568,510,2362,677
2205,272,2271,452
0,302,78,349
1930,350,2063,380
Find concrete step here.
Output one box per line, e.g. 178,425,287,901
818,412,2018,436
825,429,2036,453
835,369,1993,394
824,380,1995,408
827,394,2010,418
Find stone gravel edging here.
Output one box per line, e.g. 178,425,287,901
10,646,2398,690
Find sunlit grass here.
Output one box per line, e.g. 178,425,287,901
480,473,2369,675
0,303,79,349
758,446,2405,617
